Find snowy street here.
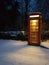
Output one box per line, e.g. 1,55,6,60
0,40,49,65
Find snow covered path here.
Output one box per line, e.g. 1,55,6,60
0,40,49,65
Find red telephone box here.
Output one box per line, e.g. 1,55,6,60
28,12,42,46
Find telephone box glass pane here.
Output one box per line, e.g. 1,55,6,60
30,20,39,43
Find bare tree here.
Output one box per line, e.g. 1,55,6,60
0,0,20,31
24,0,30,31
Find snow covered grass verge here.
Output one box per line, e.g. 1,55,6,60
0,40,49,65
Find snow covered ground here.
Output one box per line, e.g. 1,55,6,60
0,40,49,65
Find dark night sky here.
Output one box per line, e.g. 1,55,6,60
0,0,49,30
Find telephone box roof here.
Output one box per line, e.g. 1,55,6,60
29,12,42,15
